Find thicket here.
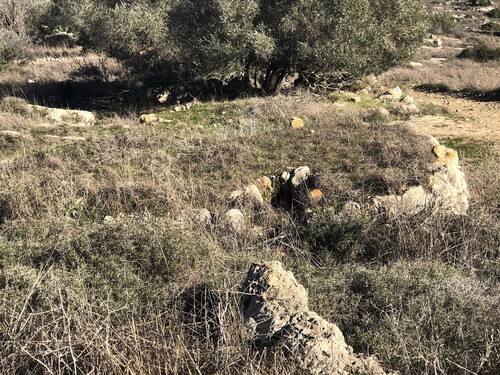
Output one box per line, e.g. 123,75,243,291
39,0,426,95
0,0,53,64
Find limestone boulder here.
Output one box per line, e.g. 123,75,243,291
429,145,469,215
373,143,469,216
242,262,386,375
29,105,96,125
224,208,245,232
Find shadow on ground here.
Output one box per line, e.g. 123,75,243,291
415,84,500,102
0,79,148,115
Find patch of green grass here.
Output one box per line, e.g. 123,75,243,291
439,137,493,159
419,102,467,121
157,101,244,127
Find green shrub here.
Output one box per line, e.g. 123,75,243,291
458,45,500,61
62,0,426,94
488,8,500,18
307,262,500,375
472,0,492,6
430,13,456,34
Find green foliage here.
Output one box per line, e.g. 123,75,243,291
472,0,492,6
429,13,456,34
459,45,500,61
488,8,500,18
60,0,426,94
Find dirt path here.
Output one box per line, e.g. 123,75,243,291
408,90,500,150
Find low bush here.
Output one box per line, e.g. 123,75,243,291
488,8,500,18
307,262,500,375
458,45,500,61
472,0,492,6
429,13,456,34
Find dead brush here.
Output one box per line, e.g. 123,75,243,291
382,58,500,93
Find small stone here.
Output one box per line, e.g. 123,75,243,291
367,107,390,120
309,189,324,204
196,208,213,228
103,215,116,225
290,117,304,129
408,61,423,69
340,201,362,218
280,171,290,184
224,209,245,233
245,184,264,205
433,144,459,166
291,166,311,187
139,113,159,124
229,189,245,201
157,90,170,103
391,102,419,115
255,176,272,192
350,95,362,103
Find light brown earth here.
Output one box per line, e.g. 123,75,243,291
409,89,500,148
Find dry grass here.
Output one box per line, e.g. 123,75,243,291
0,87,498,373
383,58,500,92
0,11,499,373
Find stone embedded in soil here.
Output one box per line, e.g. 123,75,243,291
291,166,312,187
224,208,245,232
242,261,387,375
373,143,469,216
30,105,96,125
291,117,305,129
140,113,159,124
309,189,324,204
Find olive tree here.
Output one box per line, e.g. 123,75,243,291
60,0,426,94
167,0,426,93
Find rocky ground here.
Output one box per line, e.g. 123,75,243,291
0,1,499,374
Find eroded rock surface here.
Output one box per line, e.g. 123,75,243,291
374,143,469,216
242,261,386,375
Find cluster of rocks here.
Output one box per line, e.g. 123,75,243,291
195,176,274,234
275,165,324,213
197,138,468,236
140,101,196,124
196,165,327,234
378,86,419,116
373,142,469,216
242,261,387,375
